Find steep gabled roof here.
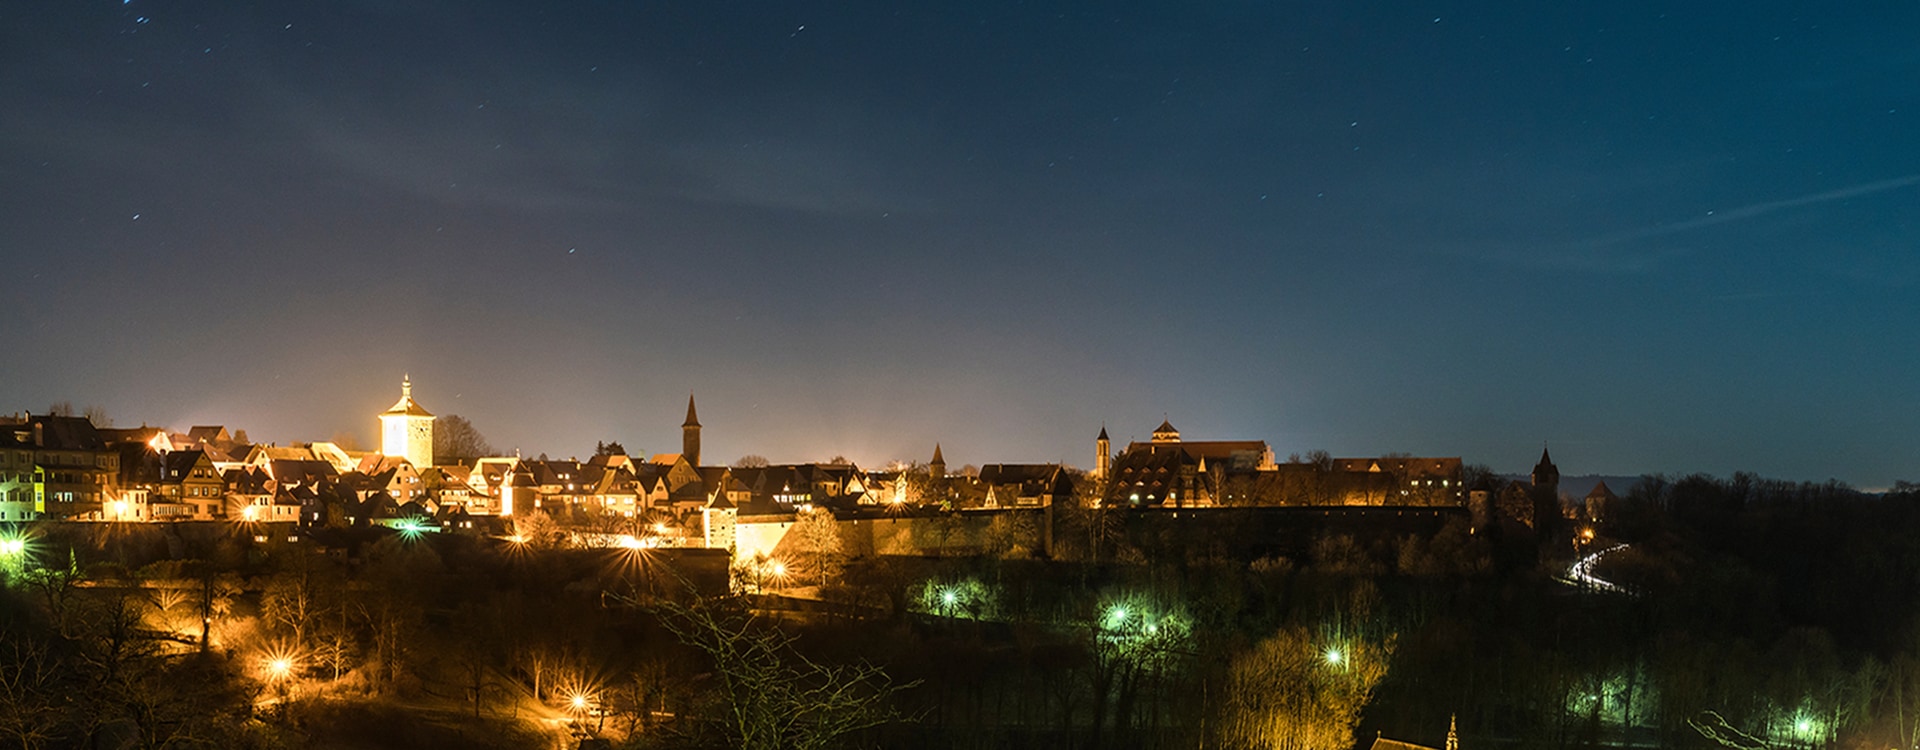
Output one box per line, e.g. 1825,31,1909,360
186,426,230,444
162,450,211,481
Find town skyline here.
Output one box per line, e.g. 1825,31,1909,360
0,374,1859,488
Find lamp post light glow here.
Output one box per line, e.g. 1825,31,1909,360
1324,646,1344,666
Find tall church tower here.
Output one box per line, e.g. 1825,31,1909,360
1531,446,1560,493
1531,446,1562,534
929,443,946,479
1095,425,1112,479
380,376,434,469
682,394,702,467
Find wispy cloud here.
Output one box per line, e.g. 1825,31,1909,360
1585,174,1920,248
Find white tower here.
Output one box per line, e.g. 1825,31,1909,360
380,375,434,469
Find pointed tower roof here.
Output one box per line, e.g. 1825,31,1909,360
1534,446,1557,471
382,376,433,417
1446,714,1459,750
1098,424,1109,441
931,443,945,465
1156,419,1176,433
683,394,700,427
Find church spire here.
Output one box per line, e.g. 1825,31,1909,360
1095,424,1113,480
681,394,702,466
1446,714,1459,750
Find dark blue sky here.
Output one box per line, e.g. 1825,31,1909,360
3,1,1917,485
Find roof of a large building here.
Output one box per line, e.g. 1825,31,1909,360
4,415,106,451
978,463,1064,484
1330,457,1464,476
1370,738,1439,750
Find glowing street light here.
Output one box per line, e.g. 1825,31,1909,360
940,589,958,607
0,538,24,557
1324,646,1344,666
570,693,590,711
269,658,293,679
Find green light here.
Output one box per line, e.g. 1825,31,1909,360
1108,605,1128,626
0,539,23,556
1324,647,1344,665
1795,719,1811,733
940,589,957,606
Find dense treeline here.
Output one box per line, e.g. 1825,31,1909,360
3,471,1920,749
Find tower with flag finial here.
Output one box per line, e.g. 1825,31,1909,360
1446,715,1458,750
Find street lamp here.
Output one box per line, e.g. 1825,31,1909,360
1324,646,1344,666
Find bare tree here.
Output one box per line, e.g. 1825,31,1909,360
435,414,493,461
790,507,844,586
82,405,110,427
656,595,915,750
733,455,771,468
0,629,66,749
45,402,73,418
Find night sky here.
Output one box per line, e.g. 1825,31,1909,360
4,2,1917,485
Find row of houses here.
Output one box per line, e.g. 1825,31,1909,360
1,382,1474,562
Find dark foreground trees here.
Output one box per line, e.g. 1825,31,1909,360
655,595,915,750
